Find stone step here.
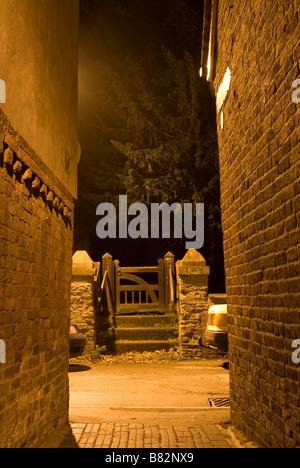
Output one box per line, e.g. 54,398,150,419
115,326,178,341
115,314,177,328
114,339,178,354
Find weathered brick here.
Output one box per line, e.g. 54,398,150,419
212,0,300,449
0,114,74,448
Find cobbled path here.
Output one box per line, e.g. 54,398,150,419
63,422,234,448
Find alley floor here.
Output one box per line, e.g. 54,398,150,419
43,359,254,449
68,421,236,448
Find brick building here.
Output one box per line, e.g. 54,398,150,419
0,1,79,447
201,0,300,448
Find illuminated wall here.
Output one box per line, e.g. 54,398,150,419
0,0,79,197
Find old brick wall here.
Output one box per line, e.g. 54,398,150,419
0,112,74,447
213,0,300,448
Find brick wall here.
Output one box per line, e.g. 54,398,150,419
0,111,74,447
213,0,300,448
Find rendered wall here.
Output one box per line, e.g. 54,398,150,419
0,0,79,198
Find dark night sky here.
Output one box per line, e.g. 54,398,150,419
78,0,204,153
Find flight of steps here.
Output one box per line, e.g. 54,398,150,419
113,313,178,354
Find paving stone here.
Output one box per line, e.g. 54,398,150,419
62,422,234,449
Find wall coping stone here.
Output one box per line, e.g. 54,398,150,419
176,249,210,276
72,250,96,277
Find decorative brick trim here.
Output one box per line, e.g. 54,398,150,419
0,110,73,228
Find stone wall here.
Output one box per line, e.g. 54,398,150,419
176,249,224,358
0,111,74,447
210,0,300,448
70,252,100,354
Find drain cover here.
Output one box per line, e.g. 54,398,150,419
208,397,230,408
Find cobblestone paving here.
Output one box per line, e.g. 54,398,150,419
67,422,233,449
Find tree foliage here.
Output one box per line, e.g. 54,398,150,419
110,49,220,211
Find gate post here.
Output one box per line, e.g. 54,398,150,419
101,253,115,318
97,253,116,353
176,249,210,358
158,258,165,313
164,252,175,314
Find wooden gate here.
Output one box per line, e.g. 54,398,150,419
99,252,176,316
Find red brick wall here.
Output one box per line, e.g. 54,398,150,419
213,0,300,448
0,111,74,447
